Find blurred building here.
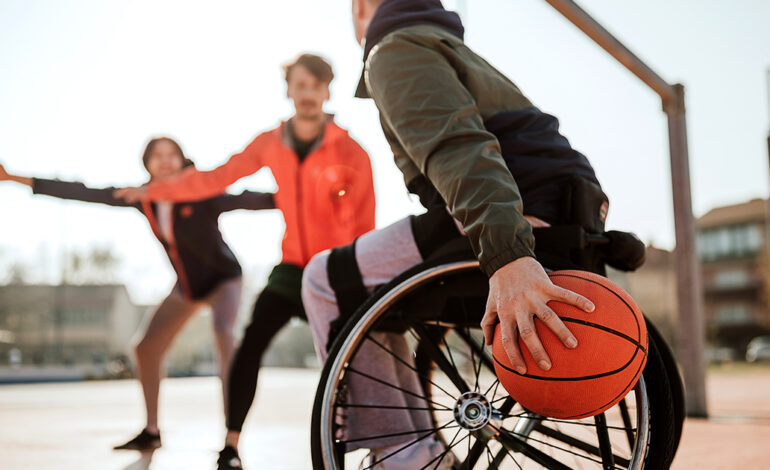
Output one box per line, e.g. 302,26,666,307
608,246,678,348
0,284,145,368
697,198,770,351
609,198,770,358
0,284,223,381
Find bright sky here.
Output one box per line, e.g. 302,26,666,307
1,0,769,304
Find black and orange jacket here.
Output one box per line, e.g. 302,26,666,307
32,178,274,299
143,118,376,268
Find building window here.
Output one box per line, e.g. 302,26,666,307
61,309,106,326
713,270,749,288
716,305,752,325
698,224,762,261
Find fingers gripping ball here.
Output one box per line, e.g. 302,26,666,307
492,270,648,419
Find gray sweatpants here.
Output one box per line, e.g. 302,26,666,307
302,217,431,450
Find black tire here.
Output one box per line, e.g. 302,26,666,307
638,329,678,469
645,318,686,453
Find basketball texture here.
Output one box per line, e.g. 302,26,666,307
492,270,648,419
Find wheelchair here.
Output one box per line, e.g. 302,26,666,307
310,226,685,470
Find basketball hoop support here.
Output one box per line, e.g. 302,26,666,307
544,0,708,417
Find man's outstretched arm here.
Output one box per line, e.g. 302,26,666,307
115,136,267,203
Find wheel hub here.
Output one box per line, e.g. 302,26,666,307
454,391,493,431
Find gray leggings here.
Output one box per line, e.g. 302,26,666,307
302,217,431,450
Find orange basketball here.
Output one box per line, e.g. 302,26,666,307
492,270,648,419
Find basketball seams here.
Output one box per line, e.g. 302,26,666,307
562,348,647,419
492,316,646,380
559,317,647,353
491,270,649,419
549,271,649,418
549,272,643,347
493,343,640,382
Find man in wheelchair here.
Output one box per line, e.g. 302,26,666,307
302,1,655,468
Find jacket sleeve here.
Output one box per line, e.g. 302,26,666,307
213,191,276,213
145,135,266,202
349,140,376,237
32,178,138,208
367,36,534,277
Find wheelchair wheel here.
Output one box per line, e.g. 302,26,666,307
311,259,678,469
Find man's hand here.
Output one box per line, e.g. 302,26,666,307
0,163,32,186
524,215,550,228
481,256,594,374
114,186,147,203
0,163,10,181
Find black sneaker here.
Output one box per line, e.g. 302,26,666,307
113,429,162,451
217,445,243,470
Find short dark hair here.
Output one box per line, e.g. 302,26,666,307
283,53,334,84
142,137,194,171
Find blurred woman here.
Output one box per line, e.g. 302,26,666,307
0,137,275,450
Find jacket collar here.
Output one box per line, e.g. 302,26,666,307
278,114,344,151
355,0,464,98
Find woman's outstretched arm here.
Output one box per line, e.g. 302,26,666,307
1,163,137,208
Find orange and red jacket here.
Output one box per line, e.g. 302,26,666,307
145,119,376,267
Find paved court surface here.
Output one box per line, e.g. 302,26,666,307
0,369,318,470
1,366,769,469
671,365,770,469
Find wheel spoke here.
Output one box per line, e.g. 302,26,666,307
463,434,490,468
498,396,518,415
468,327,480,393
504,412,635,432
345,367,448,410
410,323,471,393
618,398,636,449
458,298,484,393
595,413,616,469
534,423,631,468
342,421,457,446
422,428,464,470
484,377,500,398
492,444,524,470
505,427,624,469
490,379,502,403
364,333,457,401
341,403,452,412
431,315,460,376
364,420,456,469
453,317,495,371
457,397,519,469
495,429,572,470
466,428,472,470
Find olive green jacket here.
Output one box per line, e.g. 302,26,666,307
364,24,537,277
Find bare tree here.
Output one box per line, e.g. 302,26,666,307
66,246,121,285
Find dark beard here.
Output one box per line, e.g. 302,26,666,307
295,109,322,121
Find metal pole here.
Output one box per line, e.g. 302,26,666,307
765,69,770,321
764,69,770,289
543,0,708,416
766,68,770,170
665,85,708,416
544,0,675,106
